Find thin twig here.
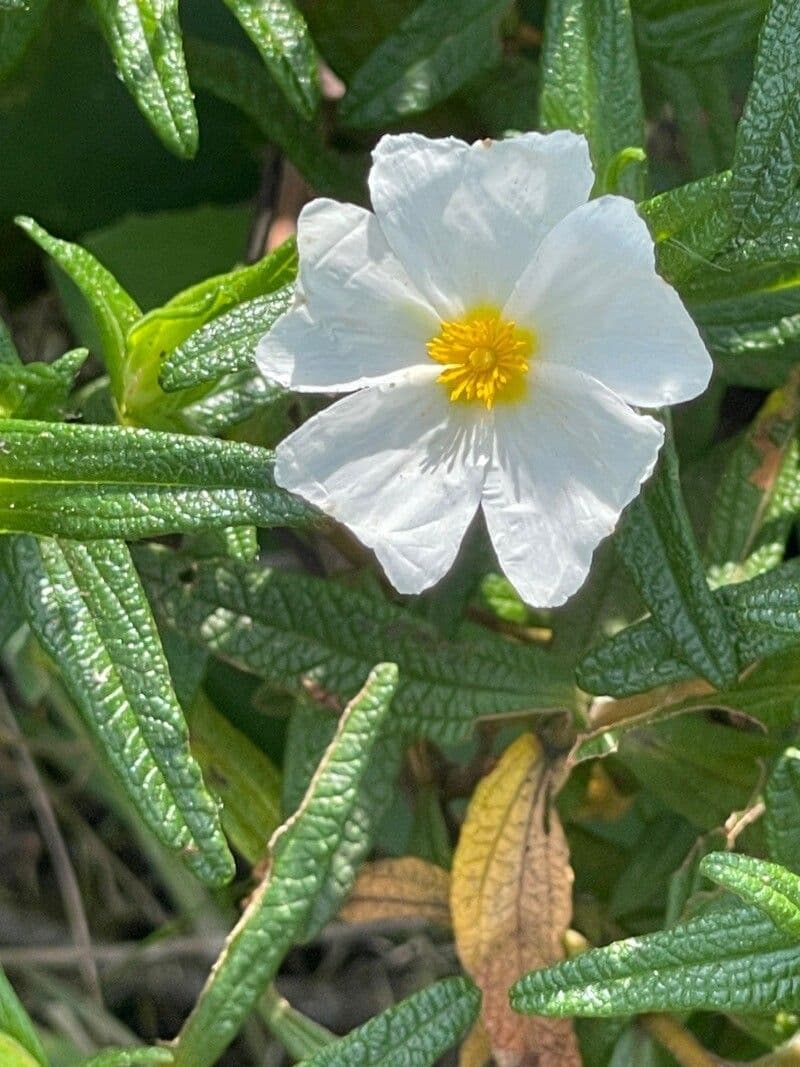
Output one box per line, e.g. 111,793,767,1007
0,685,102,1003
641,1013,729,1067
0,935,225,970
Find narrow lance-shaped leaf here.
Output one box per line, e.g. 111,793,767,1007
299,977,481,1067
730,0,800,237
89,0,198,159
633,0,768,67
700,852,800,938
540,0,645,198
766,748,800,873
137,546,576,745
0,1036,42,1067
578,555,800,698
0,0,51,81
0,349,87,421
78,1050,173,1067
614,424,739,688
2,535,235,888
281,696,406,938
172,664,399,1067
220,0,319,118
160,286,293,392
510,898,800,1018
337,0,509,130
15,217,140,402
451,734,579,1066
0,419,314,540
0,966,47,1067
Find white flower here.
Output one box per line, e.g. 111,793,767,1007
257,131,712,607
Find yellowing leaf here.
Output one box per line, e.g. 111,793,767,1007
451,734,579,1067
459,1020,492,1067
339,857,451,927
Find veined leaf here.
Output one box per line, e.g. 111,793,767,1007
78,1050,173,1066
633,0,768,66
0,0,50,81
510,898,800,1017
0,567,23,651
220,0,319,118
540,0,645,198
173,665,398,1067
340,857,451,926
0,966,46,1067
89,0,198,159
136,547,576,744
0,419,313,540
281,697,406,937
299,977,481,1067
451,735,579,1065
187,692,282,866
186,37,364,201
160,286,293,392
15,217,140,402
700,852,800,938
766,748,800,873
124,238,296,420
614,428,739,688
0,350,87,421
730,0,800,238
638,171,734,290
2,535,235,887
705,371,800,580
337,0,509,129
578,556,800,698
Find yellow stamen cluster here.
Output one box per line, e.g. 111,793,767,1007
426,308,534,409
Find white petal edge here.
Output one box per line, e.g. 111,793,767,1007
368,131,595,318
257,199,439,393
504,195,713,407
482,363,665,608
275,367,489,594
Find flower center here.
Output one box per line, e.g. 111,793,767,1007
426,307,535,409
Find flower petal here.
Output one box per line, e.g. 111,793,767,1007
275,368,488,594
368,131,595,318
482,364,665,607
504,196,712,407
257,199,438,393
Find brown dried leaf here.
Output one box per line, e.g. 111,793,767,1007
459,1020,493,1067
339,856,451,927
451,733,579,1067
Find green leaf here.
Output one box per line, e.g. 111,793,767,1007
700,852,800,938
730,0,800,238
0,567,23,651
15,217,140,402
0,419,313,540
0,350,87,420
0,0,50,81
766,748,800,873
578,556,800,697
89,0,197,158
300,977,481,1067
78,1050,173,1067
638,170,735,291
0,1035,42,1067
173,665,399,1067
337,0,509,129
650,61,736,178
705,374,800,581
614,428,739,688
220,0,319,118
2,535,235,887
281,696,406,936
187,692,283,866
124,238,296,420
186,37,364,201
136,547,575,744
633,0,769,66
159,286,293,392
510,898,800,1017
0,966,47,1066
540,0,645,198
